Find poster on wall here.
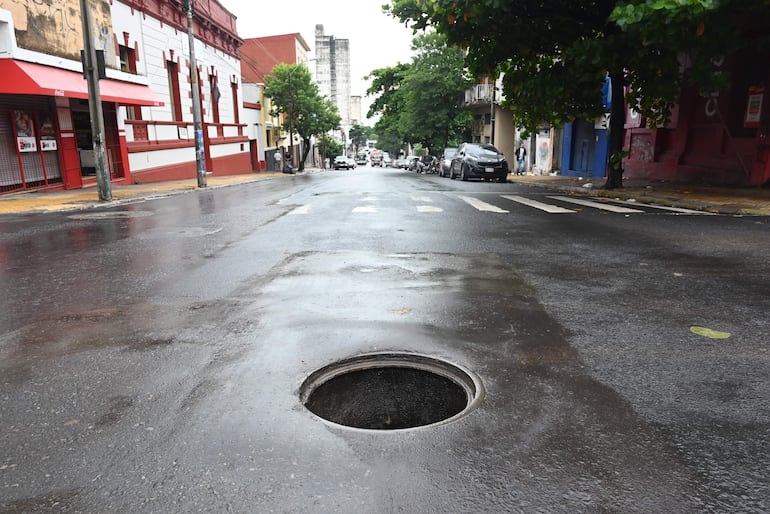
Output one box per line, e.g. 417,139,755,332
535,131,552,175
14,111,37,153
39,113,58,151
744,85,764,128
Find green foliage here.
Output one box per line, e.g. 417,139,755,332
318,135,342,160
386,0,767,185
365,32,472,155
265,64,341,140
265,63,341,169
375,129,404,157
349,124,372,154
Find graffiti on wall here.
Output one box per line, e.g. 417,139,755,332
1,0,114,65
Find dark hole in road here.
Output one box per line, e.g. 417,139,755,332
300,353,484,430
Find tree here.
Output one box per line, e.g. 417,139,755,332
349,124,372,155
375,130,404,158
265,64,341,170
318,135,342,162
399,32,473,154
387,0,765,188
366,33,471,156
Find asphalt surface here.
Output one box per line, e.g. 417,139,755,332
1,168,770,216
1,166,768,512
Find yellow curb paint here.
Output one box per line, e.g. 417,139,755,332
690,326,732,339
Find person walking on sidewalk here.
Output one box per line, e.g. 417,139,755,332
515,143,527,175
274,149,283,172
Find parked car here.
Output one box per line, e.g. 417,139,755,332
395,158,409,169
439,147,458,177
383,155,393,167
449,143,509,182
334,156,356,170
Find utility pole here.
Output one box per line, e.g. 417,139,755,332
183,0,207,187
490,79,496,146
79,0,111,201
287,66,296,174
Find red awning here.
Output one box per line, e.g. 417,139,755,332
0,59,163,106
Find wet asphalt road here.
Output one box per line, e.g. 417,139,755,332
1,166,768,513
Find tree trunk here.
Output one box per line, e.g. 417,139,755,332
299,136,312,171
604,69,627,189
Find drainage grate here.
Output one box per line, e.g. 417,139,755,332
300,353,484,430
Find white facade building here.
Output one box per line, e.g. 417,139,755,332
0,0,247,193
314,24,352,138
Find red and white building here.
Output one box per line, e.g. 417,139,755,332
0,0,249,194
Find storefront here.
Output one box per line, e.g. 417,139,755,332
0,59,161,194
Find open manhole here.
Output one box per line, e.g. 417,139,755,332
300,353,484,431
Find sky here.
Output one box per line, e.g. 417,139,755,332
218,0,417,124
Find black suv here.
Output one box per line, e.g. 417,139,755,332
449,143,509,182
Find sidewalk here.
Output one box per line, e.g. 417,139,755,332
508,174,770,215
1,169,769,215
0,171,292,215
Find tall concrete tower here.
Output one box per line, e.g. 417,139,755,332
315,24,352,137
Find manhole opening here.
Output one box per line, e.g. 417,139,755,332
300,353,484,431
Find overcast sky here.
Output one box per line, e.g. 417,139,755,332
218,0,417,124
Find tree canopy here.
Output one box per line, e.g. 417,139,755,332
366,32,472,156
349,124,373,155
386,0,769,187
265,63,341,170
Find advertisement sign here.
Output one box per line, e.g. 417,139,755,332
14,111,37,153
39,112,58,151
744,85,764,128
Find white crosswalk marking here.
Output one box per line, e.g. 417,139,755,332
501,195,575,213
610,199,715,215
352,205,378,213
546,196,645,213
417,205,443,213
411,195,433,202
288,204,311,215
458,195,509,213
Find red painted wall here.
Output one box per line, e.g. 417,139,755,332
623,51,770,186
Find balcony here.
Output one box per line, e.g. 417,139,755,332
463,84,494,105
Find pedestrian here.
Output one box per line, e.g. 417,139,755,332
285,149,295,174
515,143,527,175
274,148,283,172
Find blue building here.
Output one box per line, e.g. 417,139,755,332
559,76,610,178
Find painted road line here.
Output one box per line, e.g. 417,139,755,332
416,205,443,213
352,205,378,213
411,195,433,202
547,196,645,213
609,199,716,215
288,204,311,215
458,196,509,213
501,195,575,214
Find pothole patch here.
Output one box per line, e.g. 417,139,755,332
300,352,484,431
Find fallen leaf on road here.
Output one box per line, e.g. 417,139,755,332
690,326,731,339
